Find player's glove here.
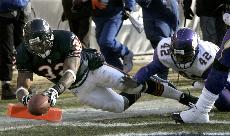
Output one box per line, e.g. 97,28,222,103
22,94,32,106
43,88,59,107
121,75,140,88
182,0,194,20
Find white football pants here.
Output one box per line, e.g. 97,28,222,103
71,65,131,113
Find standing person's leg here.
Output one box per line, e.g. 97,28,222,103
199,16,218,45
70,17,92,48
94,15,133,72
71,65,142,112
0,17,16,100
14,10,26,48
95,16,123,70
215,16,227,47
144,19,172,80
62,0,92,48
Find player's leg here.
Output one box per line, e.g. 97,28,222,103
144,75,198,106
73,82,139,112
92,64,144,93
71,65,143,112
91,64,143,110
172,67,226,123
121,73,198,106
214,88,230,111
76,86,125,113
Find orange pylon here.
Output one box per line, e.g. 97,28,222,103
7,103,62,122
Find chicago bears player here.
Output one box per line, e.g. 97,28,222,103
171,17,230,123
15,18,144,113
123,27,230,111
15,18,196,113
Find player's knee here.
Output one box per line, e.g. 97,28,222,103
79,98,124,113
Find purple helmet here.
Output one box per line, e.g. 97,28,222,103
171,28,199,69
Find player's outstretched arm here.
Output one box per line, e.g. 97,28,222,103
42,35,82,106
42,55,81,106
16,71,33,105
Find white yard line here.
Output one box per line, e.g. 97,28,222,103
0,99,229,132
54,120,230,127
103,132,230,136
1,120,230,132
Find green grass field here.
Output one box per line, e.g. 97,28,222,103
0,61,229,136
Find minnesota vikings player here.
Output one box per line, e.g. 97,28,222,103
172,13,230,123
123,27,230,111
15,18,196,113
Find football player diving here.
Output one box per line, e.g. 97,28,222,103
15,18,197,113
122,27,230,113
171,12,230,123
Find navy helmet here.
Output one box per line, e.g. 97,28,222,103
171,28,199,69
23,18,54,58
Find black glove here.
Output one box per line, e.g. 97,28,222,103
122,10,129,20
182,0,194,20
42,88,59,107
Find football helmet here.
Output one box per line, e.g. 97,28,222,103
171,28,199,69
23,18,54,58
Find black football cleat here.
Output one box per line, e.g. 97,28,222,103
171,113,184,124
1,83,16,100
179,93,198,107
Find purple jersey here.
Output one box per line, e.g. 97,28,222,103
216,28,230,68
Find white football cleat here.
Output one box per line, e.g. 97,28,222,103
172,106,209,123
123,50,134,73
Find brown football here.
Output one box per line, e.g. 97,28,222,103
27,94,50,116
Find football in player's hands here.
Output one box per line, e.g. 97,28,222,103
27,94,50,116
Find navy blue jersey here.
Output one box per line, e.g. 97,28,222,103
16,30,104,88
